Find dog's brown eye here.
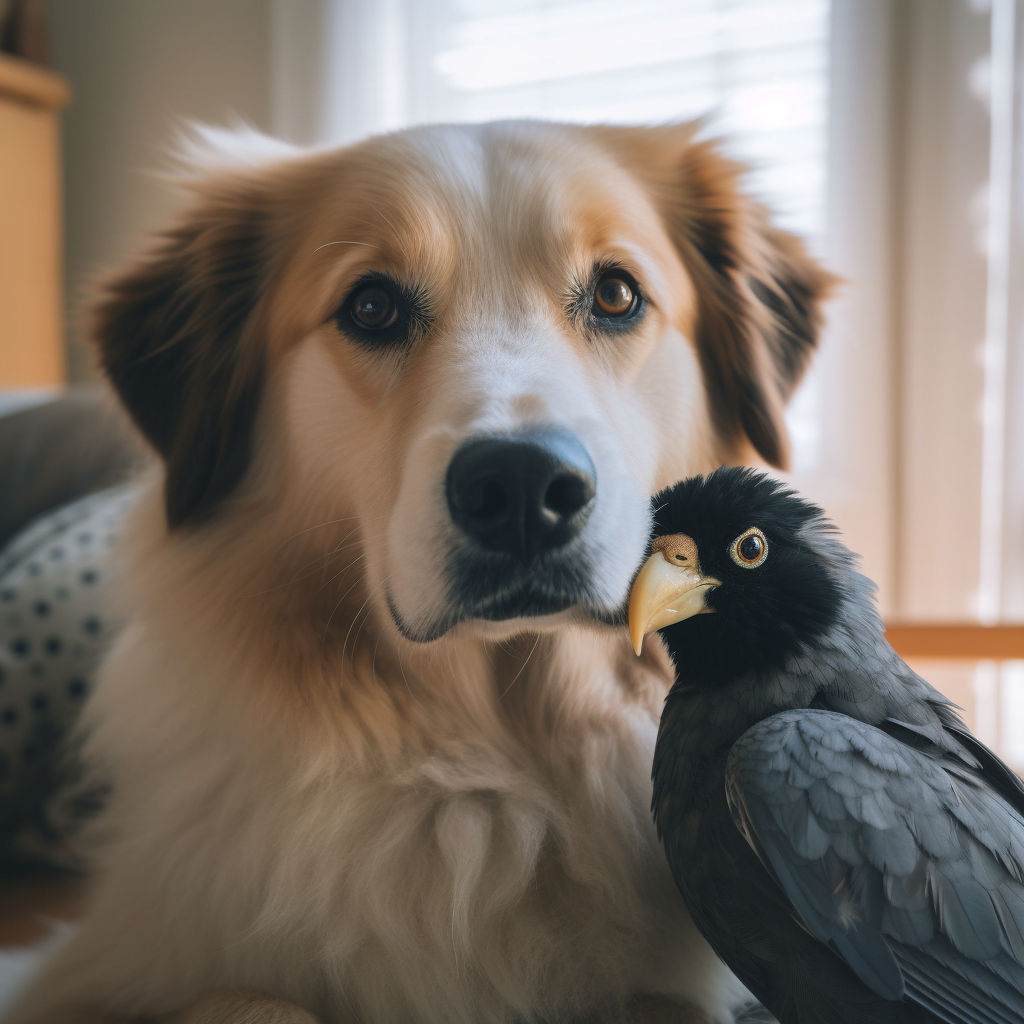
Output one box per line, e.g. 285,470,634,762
335,275,421,348
351,285,398,330
594,277,635,317
591,271,641,322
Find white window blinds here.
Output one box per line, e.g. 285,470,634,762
401,0,831,240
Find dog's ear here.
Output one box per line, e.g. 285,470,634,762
666,134,837,467
92,176,276,528
592,124,838,468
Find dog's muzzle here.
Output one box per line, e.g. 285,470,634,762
445,428,596,561
386,427,634,640
433,427,606,625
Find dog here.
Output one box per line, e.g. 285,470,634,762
7,120,833,1024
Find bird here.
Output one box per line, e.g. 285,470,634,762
627,466,1024,1024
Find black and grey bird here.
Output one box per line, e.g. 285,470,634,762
628,466,1024,1024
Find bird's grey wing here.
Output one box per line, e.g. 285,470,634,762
725,708,1024,1024
944,721,1024,810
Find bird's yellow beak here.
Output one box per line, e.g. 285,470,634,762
628,534,720,655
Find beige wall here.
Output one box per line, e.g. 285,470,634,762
48,0,273,381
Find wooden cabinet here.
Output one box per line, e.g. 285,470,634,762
0,53,69,386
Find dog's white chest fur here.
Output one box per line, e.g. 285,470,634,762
16,618,738,1024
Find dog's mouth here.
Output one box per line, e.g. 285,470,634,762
385,552,626,643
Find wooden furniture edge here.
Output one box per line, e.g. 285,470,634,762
885,623,1024,661
0,53,69,110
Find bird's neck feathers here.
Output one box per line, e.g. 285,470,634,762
654,588,890,818
660,575,956,770
661,570,895,747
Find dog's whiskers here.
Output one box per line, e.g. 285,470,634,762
321,568,371,657
498,633,541,702
370,602,392,698
343,596,375,671
246,524,363,597
311,240,381,254
366,204,411,261
251,544,359,597
277,516,359,548
394,632,427,713
317,551,367,594
313,531,363,575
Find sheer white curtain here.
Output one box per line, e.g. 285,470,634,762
990,0,1024,625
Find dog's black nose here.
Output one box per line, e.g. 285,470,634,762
446,429,597,560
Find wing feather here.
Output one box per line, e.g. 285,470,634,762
726,709,1024,1022
899,959,996,1024
899,945,1022,1024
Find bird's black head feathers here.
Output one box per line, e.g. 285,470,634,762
650,467,850,682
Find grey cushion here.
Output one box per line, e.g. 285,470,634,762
0,486,134,867
0,387,143,550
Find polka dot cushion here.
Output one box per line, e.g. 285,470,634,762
0,485,134,867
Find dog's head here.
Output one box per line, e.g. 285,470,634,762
94,121,833,645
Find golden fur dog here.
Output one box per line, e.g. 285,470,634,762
7,120,832,1024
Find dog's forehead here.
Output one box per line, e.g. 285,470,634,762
320,122,671,271
436,122,670,257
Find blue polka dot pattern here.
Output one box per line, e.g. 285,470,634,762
0,485,134,866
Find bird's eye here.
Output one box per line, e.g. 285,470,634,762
593,272,640,319
350,284,398,330
729,527,768,568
